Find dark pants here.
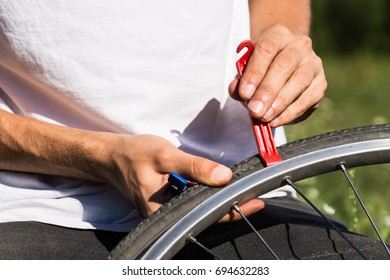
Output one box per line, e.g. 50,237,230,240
176,196,389,259
0,196,387,260
0,222,127,260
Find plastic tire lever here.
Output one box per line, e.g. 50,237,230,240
235,40,282,166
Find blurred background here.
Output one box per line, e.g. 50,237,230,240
284,0,390,242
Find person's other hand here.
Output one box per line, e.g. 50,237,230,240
229,25,327,127
106,134,264,220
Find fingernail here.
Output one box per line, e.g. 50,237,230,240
248,101,264,115
211,166,232,183
242,84,256,99
263,108,274,120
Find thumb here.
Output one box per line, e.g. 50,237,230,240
175,152,232,187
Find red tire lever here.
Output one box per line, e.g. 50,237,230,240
236,40,282,166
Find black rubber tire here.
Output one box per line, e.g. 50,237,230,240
108,124,390,260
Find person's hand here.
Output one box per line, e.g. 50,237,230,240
105,134,264,219
229,25,327,127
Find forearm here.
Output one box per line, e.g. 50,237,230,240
0,109,113,182
249,0,311,39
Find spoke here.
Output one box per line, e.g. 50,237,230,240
232,204,280,260
284,177,368,259
187,235,221,260
339,164,390,257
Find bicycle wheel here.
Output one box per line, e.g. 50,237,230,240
108,124,390,260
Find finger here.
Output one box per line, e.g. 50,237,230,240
179,153,232,186
261,61,317,122
158,149,233,187
238,26,292,101
246,37,313,120
269,77,326,127
218,199,265,223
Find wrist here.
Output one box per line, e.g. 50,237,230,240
78,131,122,183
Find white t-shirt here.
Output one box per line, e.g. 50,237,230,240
0,0,288,231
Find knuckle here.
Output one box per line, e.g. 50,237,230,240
255,38,277,57
155,148,173,167
279,108,295,124
190,157,205,178
274,50,296,70
313,54,323,67
247,67,266,82
276,96,289,110
296,98,314,117
299,34,313,49
282,100,308,124
258,82,277,100
322,78,328,92
317,76,328,96
295,67,313,88
294,98,310,115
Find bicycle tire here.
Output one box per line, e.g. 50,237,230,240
108,124,390,260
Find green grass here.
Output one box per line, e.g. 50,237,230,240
284,53,390,242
